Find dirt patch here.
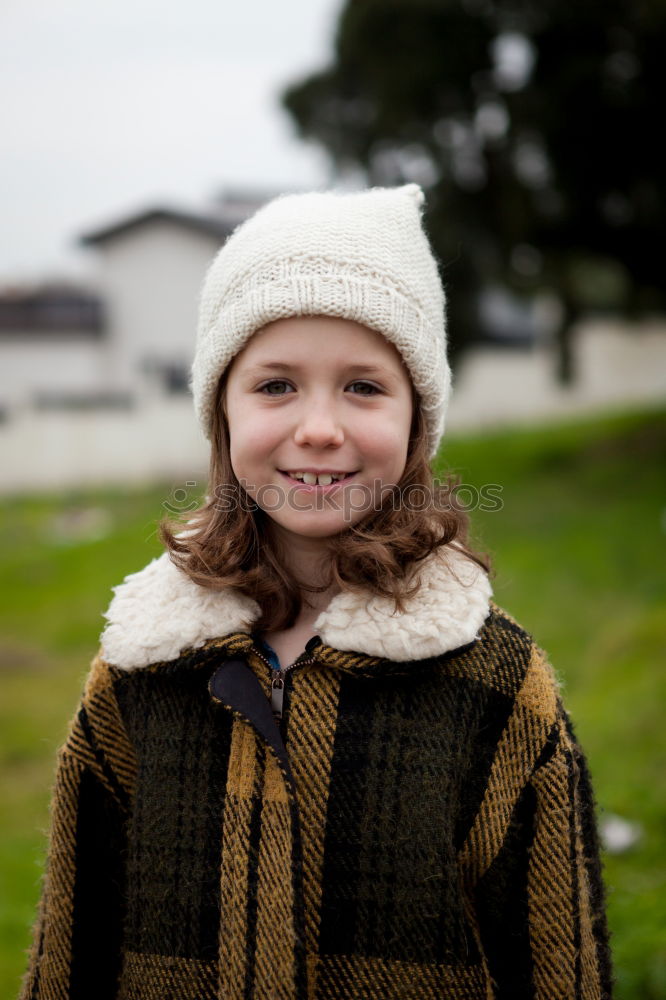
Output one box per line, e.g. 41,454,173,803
581,414,666,463
0,642,51,672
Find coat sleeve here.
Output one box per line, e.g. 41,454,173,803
18,652,136,1000
473,700,614,999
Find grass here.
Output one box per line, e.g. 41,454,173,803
1,404,665,998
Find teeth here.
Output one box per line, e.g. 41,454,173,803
287,471,347,486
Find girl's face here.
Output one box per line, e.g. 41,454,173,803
224,316,414,542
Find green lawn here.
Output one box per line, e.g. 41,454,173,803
1,404,665,998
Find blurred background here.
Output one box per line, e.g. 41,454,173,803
1,0,665,996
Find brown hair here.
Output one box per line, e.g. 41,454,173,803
158,376,493,633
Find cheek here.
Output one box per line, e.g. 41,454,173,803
360,407,412,468
227,408,282,475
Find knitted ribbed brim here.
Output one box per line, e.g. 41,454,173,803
190,183,450,458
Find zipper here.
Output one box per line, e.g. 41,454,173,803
270,658,315,719
250,646,315,720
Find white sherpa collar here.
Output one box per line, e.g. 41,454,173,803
100,544,492,671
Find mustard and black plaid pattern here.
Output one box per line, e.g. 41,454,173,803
20,603,613,998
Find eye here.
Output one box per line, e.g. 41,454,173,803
347,380,381,396
259,379,294,395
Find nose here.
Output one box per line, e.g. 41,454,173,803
293,398,345,449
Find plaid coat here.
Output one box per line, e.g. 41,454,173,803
20,545,613,999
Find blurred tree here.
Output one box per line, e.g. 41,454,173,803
282,0,666,380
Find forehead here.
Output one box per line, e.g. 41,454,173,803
234,315,407,370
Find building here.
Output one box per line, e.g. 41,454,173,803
0,193,267,491
0,283,107,422
79,204,236,400
0,193,276,420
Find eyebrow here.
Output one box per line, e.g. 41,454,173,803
245,361,401,382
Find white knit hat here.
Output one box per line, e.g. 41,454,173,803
190,183,450,458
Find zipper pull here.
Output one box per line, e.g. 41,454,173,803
271,669,286,719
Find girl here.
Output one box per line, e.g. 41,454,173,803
20,184,613,999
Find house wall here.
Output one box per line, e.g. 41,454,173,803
92,220,222,391
0,220,223,416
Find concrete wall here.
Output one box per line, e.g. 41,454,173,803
0,334,109,409
0,393,209,494
447,318,666,431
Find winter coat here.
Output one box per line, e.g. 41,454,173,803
19,544,613,999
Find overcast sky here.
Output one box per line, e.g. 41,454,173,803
0,0,344,283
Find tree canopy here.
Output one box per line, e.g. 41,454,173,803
282,0,665,375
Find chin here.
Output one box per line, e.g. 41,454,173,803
273,515,354,540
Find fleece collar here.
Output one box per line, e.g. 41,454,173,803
99,543,492,671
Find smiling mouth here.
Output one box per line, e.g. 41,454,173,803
279,470,357,487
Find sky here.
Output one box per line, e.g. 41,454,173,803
0,0,344,284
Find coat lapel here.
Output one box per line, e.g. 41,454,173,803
100,542,492,670
209,658,291,779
